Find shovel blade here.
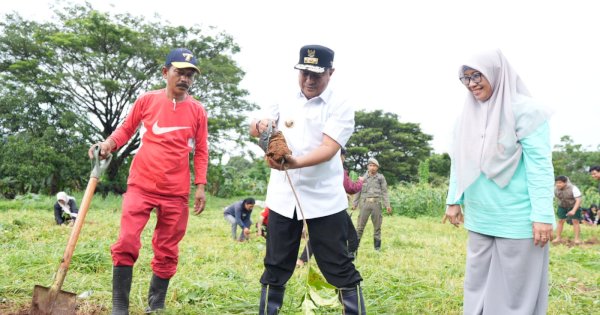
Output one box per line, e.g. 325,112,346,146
31,285,77,315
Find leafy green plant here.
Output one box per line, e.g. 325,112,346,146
388,183,447,218
418,158,430,185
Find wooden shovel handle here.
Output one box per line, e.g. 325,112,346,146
49,177,98,293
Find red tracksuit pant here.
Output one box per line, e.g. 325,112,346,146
111,186,189,279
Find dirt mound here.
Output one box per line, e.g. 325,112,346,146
552,237,600,247
0,301,107,315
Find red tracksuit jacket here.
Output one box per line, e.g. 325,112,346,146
109,89,208,196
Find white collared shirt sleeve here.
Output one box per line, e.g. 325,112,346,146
251,103,280,127
322,98,354,147
264,103,280,122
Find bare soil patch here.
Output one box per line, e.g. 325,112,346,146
0,300,107,315
552,236,600,247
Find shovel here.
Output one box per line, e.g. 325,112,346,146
31,146,111,315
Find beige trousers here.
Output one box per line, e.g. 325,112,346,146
356,198,382,242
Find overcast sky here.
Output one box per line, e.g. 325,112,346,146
2,0,599,153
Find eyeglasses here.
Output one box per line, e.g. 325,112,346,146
459,72,483,85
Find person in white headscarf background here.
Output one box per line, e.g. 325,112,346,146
54,191,79,225
443,49,555,315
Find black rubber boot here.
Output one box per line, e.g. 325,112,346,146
374,239,381,251
145,273,170,313
258,284,285,315
112,266,133,315
339,284,367,315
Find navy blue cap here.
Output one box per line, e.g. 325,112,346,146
294,45,334,73
165,48,199,73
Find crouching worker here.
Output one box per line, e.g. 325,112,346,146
88,47,208,315
54,191,79,225
224,198,255,241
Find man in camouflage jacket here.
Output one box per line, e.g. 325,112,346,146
353,157,391,251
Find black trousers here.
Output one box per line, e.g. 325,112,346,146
299,212,358,262
260,209,362,288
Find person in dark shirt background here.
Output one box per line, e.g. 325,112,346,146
224,198,256,241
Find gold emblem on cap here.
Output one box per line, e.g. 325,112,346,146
183,53,193,61
284,119,294,128
304,57,319,65
303,49,319,64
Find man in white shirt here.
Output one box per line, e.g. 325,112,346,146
250,45,365,314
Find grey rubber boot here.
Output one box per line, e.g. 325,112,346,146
112,266,133,315
258,284,285,315
339,284,367,315
145,273,170,313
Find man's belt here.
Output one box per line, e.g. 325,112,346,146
365,197,380,203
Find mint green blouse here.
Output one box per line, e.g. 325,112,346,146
446,122,555,239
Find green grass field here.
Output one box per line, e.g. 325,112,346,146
0,194,598,314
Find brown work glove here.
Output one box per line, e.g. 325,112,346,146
266,131,292,163
258,120,292,163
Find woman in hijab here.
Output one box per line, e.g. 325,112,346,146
443,49,555,315
54,191,79,225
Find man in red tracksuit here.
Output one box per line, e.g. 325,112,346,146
89,48,208,315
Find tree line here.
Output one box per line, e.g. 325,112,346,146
1,3,598,199
0,3,255,197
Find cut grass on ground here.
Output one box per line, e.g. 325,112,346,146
0,195,599,314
